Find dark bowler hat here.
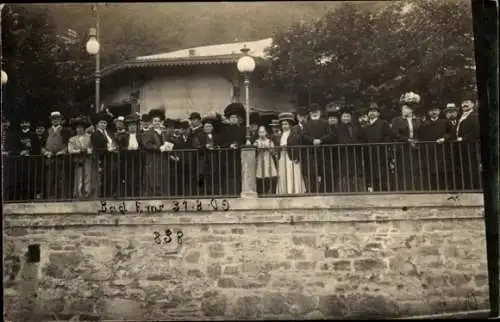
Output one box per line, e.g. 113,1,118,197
202,115,219,125
354,107,368,118
141,113,151,122
308,103,322,113
165,118,176,127
189,112,202,120
224,103,245,119
125,114,140,124
179,119,190,129
148,109,165,121
296,106,308,117
249,112,261,125
326,110,339,117
278,112,295,124
35,120,47,128
70,116,90,128
367,102,380,113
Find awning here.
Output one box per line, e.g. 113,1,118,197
100,54,270,78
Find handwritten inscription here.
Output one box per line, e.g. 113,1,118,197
97,199,230,215
153,229,184,245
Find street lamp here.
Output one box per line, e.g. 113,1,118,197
86,6,101,113
237,45,256,146
1,70,7,85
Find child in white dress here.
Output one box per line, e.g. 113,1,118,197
254,126,278,194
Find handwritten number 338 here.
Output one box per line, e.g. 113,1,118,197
154,230,183,245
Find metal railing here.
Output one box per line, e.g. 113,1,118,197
2,141,482,202
2,148,241,202
256,141,482,196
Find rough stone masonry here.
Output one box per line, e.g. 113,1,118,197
3,194,489,321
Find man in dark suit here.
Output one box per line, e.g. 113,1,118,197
419,104,451,191
439,103,460,142
361,103,392,192
391,102,422,191
115,114,143,197
43,111,72,199
15,118,40,200
301,103,333,193
91,112,118,198
455,99,481,190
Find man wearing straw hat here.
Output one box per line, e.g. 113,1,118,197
43,111,72,199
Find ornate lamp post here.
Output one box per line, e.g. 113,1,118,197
86,4,101,113
237,45,256,146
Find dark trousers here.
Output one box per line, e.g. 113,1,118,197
45,155,69,199
99,153,119,198
120,151,142,197
257,177,277,195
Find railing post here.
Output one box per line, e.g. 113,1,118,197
240,146,257,198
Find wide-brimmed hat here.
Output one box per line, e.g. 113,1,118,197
50,111,63,119
444,103,459,112
148,109,165,121
224,103,245,119
70,116,90,128
249,112,261,125
92,112,109,124
165,118,176,127
189,112,201,121
278,112,295,124
125,114,140,125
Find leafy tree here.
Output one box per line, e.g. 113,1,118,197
266,0,476,113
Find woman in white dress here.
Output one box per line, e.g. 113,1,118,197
276,112,307,194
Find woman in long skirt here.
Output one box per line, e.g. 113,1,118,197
276,113,306,195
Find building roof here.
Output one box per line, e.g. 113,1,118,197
101,37,273,78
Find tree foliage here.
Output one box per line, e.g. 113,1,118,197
266,0,476,112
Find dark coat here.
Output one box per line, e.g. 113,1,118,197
391,116,422,142
302,119,333,144
444,120,459,141
419,118,449,142
17,130,41,155
115,132,143,151
90,129,116,155
361,119,391,143
336,123,362,144
457,112,480,142
141,129,164,151
187,126,205,149
219,124,246,148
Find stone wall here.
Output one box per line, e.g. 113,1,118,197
3,194,489,320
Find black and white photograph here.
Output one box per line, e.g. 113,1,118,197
2,1,498,321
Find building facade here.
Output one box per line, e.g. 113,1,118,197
100,38,295,118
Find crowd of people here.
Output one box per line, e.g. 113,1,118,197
1,91,482,201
